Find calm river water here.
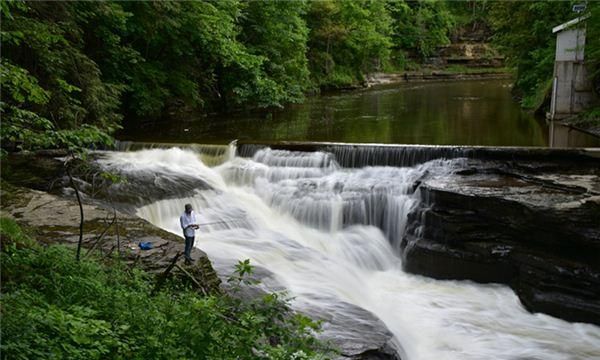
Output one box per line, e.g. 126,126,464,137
122,79,600,147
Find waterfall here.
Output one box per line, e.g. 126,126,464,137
100,146,600,360
237,143,472,167
115,140,234,166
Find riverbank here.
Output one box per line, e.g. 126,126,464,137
366,68,512,87
0,183,331,359
0,155,403,360
0,180,221,289
0,213,331,359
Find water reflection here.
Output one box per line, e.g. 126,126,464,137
122,79,598,147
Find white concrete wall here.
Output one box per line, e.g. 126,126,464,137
555,28,585,62
552,26,596,118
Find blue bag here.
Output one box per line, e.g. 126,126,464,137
139,241,153,250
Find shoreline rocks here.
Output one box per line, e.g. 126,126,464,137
0,184,221,293
401,160,600,325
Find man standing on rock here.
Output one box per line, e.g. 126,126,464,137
180,203,199,263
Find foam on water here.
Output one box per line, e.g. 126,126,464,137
102,147,600,360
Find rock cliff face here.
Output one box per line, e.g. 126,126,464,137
401,160,600,325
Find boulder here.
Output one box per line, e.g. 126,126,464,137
213,259,403,360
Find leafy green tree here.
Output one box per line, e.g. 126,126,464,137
387,0,455,63
488,1,572,109
118,1,248,115
238,0,311,106
585,2,600,82
306,0,392,88
1,2,119,151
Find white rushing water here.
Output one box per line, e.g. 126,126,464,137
103,147,600,360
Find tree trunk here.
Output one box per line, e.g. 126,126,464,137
66,166,84,261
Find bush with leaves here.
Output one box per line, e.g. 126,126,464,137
488,1,572,109
387,0,455,62
307,0,392,88
0,220,330,360
1,2,123,150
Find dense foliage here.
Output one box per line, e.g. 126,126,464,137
488,1,573,109
307,0,392,87
0,2,118,150
1,0,598,149
585,2,600,83
0,217,328,360
387,0,454,62
0,0,465,150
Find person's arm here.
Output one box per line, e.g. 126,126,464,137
191,212,199,229
181,215,192,230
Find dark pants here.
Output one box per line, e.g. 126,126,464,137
184,235,195,260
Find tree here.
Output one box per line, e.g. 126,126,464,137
306,0,392,88
387,0,455,63
237,0,311,106
1,1,124,144
585,1,600,87
488,1,572,109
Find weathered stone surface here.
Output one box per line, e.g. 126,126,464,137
0,185,221,293
401,161,600,325
213,259,402,360
301,298,402,360
0,152,213,212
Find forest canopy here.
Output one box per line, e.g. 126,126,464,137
1,0,597,149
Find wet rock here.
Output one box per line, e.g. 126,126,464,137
401,163,600,325
0,152,214,212
0,153,66,191
0,185,221,293
212,259,403,360
299,298,402,360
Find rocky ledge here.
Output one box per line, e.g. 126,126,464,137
401,160,600,325
0,184,221,294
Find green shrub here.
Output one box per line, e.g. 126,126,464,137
0,217,37,250
0,243,330,359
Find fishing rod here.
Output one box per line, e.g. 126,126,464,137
195,218,247,227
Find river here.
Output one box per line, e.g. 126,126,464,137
98,145,600,360
121,79,600,147
111,79,600,359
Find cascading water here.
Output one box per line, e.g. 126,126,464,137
100,146,600,360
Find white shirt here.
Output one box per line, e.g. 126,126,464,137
180,211,197,237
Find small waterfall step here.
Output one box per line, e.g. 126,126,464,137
115,140,235,166
237,141,600,168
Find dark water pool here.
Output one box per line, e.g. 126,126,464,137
121,79,600,147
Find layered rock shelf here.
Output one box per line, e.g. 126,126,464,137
401,160,600,325
0,184,222,294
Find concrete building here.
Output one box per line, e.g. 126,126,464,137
549,15,596,120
